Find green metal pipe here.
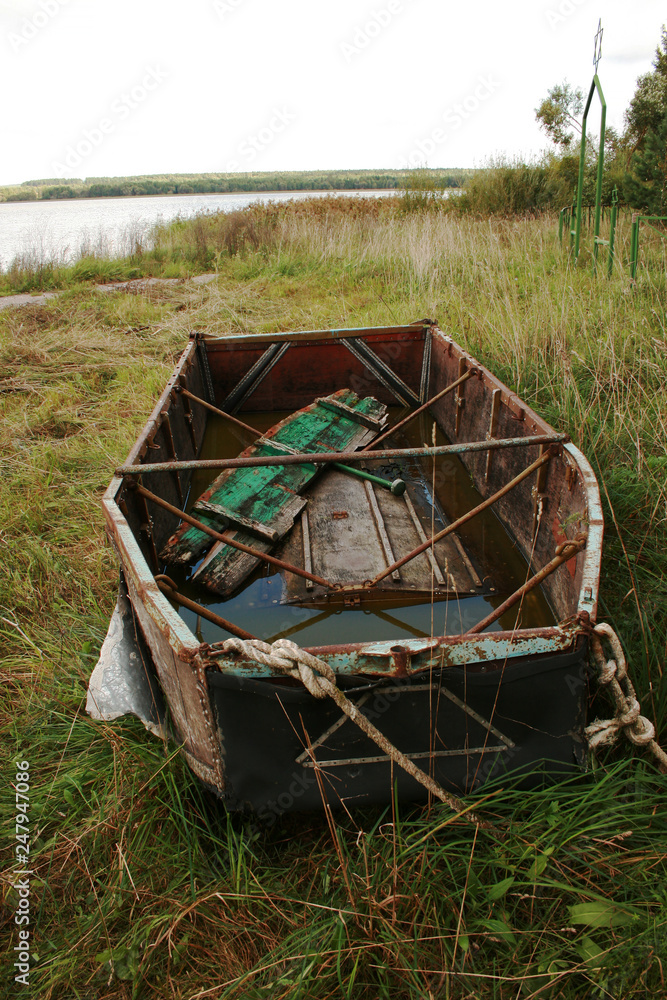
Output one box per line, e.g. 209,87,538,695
592,75,607,272
573,81,593,260
630,216,639,281
607,203,617,278
334,463,406,495
574,76,607,265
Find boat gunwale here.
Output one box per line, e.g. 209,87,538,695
102,325,602,671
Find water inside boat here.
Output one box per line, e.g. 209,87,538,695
164,408,555,646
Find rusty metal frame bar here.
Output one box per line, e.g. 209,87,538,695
134,484,335,589
155,575,257,641
343,337,420,408
419,329,432,403
204,623,585,678
202,323,432,349
177,386,258,437
116,433,567,477
485,388,501,482
159,409,184,506
370,450,553,586
454,357,467,436
221,341,291,413
195,334,215,403
361,369,475,452
465,538,587,635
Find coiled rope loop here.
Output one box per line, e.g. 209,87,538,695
585,623,667,772
220,637,336,699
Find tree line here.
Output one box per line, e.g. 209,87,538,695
0,169,470,204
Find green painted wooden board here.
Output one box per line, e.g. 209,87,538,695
160,389,388,596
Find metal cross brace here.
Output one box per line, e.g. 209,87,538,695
594,18,603,73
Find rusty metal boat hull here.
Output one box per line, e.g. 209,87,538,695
91,322,603,813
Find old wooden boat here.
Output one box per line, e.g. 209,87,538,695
87,322,603,816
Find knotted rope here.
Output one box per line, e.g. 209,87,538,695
585,623,667,772
217,637,485,825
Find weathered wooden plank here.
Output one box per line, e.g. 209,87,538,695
315,396,385,430
364,481,401,580
161,389,388,591
301,509,314,591
194,494,308,595
192,500,280,543
402,491,446,586
278,469,487,604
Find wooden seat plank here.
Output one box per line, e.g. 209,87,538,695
160,389,388,594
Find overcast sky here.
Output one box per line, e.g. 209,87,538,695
0,0,664,185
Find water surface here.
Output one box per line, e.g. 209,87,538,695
168,411,554,648
0,189,395,269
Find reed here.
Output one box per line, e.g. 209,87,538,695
1,201,666,998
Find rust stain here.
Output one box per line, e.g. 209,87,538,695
552,515,578,578
390,645,410,677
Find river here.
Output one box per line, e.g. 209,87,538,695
0,189,396,270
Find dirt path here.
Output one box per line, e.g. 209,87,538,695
0,273,217,312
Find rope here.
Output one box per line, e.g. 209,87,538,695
585,623,667,772
217,637,486,825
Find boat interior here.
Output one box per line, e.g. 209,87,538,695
110,322,600,650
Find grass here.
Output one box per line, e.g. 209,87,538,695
1,199,666,999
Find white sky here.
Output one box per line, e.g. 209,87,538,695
0,0,664,185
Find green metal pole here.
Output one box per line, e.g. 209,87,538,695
607,202,617,277
575,76,607,267
574,79,595,261
334,463,406,496
592,75,607,272
630,215,639,281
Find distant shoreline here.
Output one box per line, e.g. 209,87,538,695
0,189,400,209
0,168,471,205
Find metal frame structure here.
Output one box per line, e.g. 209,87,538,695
629,213,667,281
564,185,619,278
573,72,607,267
563,21,612,274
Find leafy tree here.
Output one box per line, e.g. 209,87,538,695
623,27,667,212
623,26,667,158
41,185,76,199
535,82,584,150
624,110,667,214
